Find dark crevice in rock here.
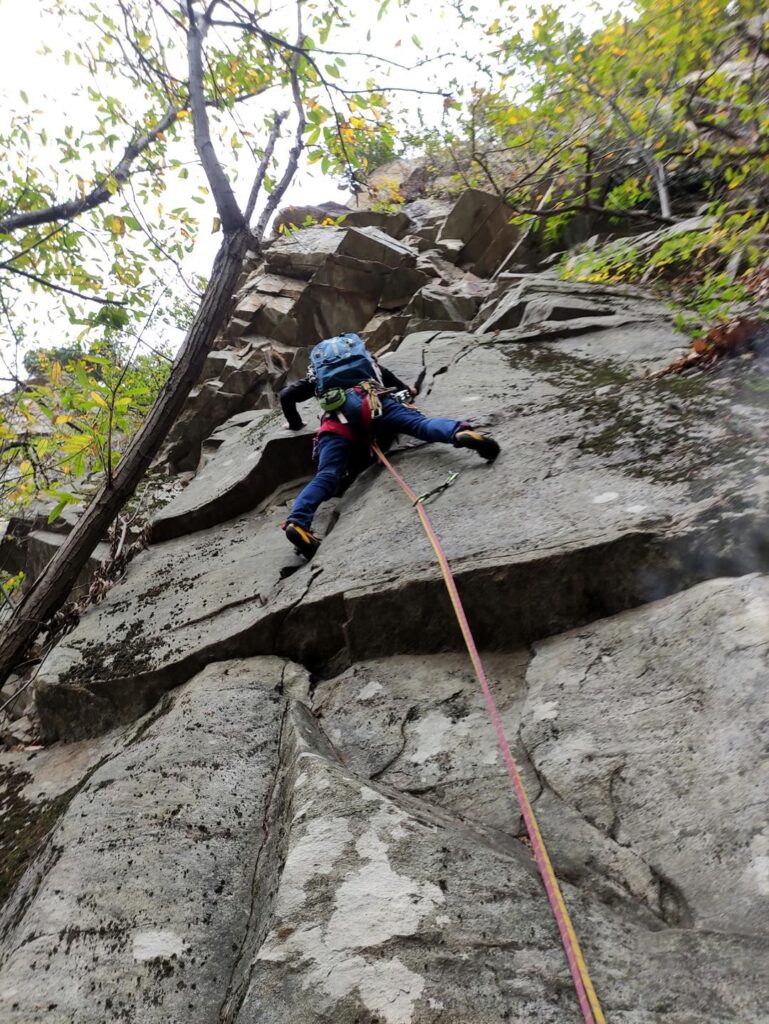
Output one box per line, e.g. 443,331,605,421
178,592,268,630
606,763,626,844
218,701,292,1023
652,865,694,929
369,705,418,781
220,702,344,1022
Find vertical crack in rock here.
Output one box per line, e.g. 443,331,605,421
218,700,292,1023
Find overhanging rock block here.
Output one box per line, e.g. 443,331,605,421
361,312,410,352
438,188,520,276
264,226,347,279
265,225,418,282
272,203,412,239
378,265,432,310
406,283,484,324
295,254,387,339
338,208,413,238
249,292,303,345
339,225,418,269
152,411,315,542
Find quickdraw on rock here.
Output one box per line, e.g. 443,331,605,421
371,441,607,1024
414,470,458,506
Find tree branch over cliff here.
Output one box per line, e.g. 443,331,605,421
0,108,180,235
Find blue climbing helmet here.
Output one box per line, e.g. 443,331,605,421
309,333,381,395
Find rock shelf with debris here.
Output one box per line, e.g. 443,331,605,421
1,189,768,1023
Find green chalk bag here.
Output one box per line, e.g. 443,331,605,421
318,387,347,412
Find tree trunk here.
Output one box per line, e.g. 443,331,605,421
0,226,251,684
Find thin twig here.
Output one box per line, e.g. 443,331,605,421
5,267,127,305
244,110,287,223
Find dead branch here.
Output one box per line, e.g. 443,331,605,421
185,0,246,233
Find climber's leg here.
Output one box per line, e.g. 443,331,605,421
376,396,500,459
376,395,462,443
286,432,351,531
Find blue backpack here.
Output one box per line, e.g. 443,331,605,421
310,334,380,394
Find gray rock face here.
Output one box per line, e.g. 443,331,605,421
5,595,769,1021
271,203,413,240
0,658,293,1023
523,574,769,938
153,411,315,542
265,225,417,280
4,211,769,1022
32,276,769,740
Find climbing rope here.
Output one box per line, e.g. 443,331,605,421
371,442,606,1024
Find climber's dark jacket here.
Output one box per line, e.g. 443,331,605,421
279,364,410,431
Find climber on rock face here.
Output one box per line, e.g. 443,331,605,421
279,333,500,558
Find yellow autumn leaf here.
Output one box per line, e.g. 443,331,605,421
90,390,110,409
54,414,72,425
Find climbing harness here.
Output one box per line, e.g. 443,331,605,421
371,442,606,1024
357,380,385,419
414,470,458,506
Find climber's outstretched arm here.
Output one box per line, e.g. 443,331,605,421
280,377,315,429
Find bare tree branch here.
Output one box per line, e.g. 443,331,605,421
253,3,306,242
244,110,287,223
0,107,180,234
186,0,246,233
5,267,128,305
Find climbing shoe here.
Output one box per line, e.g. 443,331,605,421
453,428,500,461
284,522,321,559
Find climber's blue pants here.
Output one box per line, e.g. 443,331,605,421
287,395,463,529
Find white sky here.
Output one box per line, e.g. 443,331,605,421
0,0,616,378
